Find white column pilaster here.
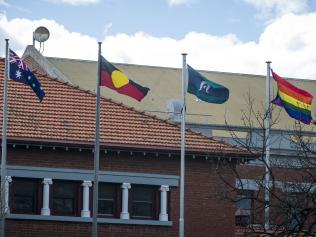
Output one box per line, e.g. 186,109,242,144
4,176,12,213
41,178,52,216
120,182,131,220
159,185,169,221
81,180,92,217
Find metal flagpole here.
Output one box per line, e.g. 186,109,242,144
264,61,271,235
92,42,102,237
179,53,187,237
1,39,9,237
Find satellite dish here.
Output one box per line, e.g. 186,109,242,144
33,26,50,43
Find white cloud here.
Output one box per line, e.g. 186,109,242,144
0,14,98,59
102,13,316,79
166,0,193,7
0,0,8,6
46,0,99,6
242,0,308,19
1,12,316,80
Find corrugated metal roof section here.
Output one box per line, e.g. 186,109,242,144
0,58,251,158
46,57,316,130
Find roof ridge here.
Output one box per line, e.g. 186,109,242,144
44,56,316,81
3,56,314,81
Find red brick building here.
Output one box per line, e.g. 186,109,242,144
19,44,316,236
0,58,253,236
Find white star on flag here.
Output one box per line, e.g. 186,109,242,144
15,70,22,80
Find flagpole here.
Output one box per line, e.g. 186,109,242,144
264,61,271,235
92,42,102,237
179,53,187,237
1,39,9,237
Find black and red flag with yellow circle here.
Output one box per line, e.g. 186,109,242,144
100,56,150,102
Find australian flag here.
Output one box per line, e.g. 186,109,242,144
9,50,45,101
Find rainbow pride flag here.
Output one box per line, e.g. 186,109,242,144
271,70,313,124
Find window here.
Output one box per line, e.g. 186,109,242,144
235,190,254,227
52,181,79,216
98,183,118,217
286,193,306,231
11,178,39,214
131,185,157,219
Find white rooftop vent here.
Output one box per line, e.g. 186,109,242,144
166,99,183,122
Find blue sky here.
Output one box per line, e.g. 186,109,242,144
1,0,316,79
5,0,265,42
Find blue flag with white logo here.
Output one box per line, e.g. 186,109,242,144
9,50,45,101
187,65,229,104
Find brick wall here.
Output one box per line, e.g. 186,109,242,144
5,146,237,237
236,163,316,231
6,220,176,237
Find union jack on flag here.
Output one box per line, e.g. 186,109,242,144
9,50,45,101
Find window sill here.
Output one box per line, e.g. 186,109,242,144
7,213,172,226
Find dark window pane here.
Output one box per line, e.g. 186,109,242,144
133,187,153,200
14,180,36,195
12,179,38,214
235,190,253,227
132,202,153,218
13,196,34,213
236,215,251,227
286,194,306,231
98,183,116,216
53,198,74,215
99,183,116,199
54,183,75,197
236,196,252,210
52,181,77,216
98,200,114,215
132,186,155,218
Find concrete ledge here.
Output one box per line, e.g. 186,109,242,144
7,165,179,187
7,214,173,226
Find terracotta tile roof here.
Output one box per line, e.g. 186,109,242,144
0,58,251,157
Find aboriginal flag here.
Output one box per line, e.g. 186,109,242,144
100,56,149,101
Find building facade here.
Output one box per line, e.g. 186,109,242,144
0,58,252,236
21,44,316,235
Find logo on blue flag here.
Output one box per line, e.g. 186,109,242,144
9,50,45,101
187,65,229,104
